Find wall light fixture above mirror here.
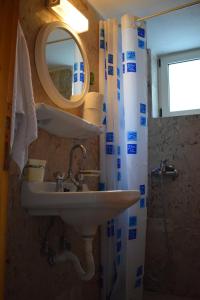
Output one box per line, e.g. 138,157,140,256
47,0,89,33
35,21,90,109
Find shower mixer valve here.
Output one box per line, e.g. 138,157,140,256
151,159,178,178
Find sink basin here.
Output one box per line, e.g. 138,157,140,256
21,182,140,236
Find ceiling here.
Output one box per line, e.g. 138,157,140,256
87,0,200,55
86,0,195,20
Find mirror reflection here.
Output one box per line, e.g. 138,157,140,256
45,28,85,100
146,4,200,118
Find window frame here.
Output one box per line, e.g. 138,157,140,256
158,48,200,117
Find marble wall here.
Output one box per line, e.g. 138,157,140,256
6,0,101,299
145,114,200,298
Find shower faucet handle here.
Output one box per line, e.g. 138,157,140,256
160,159,168,171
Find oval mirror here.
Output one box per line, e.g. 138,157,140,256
35,22,90,109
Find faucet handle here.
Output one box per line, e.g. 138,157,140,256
54,172,65,180
54,172,65,192
160,159,168,169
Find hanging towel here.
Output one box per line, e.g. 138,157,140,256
10,22,38,173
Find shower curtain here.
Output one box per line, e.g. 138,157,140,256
73,44,84,95
99,15,148,300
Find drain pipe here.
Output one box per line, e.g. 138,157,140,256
53,237,95,281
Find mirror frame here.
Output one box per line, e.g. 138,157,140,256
35,21,90,109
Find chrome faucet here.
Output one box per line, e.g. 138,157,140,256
151,159,178,178
54,172,65,192
67,144,87,191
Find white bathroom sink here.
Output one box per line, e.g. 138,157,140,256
21,182,140,236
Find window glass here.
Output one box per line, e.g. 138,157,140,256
169,59,200,112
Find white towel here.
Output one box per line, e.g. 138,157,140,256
10,22,38,173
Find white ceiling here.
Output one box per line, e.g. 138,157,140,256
87,0,200,55
86,0,194,20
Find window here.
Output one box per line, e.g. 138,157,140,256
158,49,200,117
